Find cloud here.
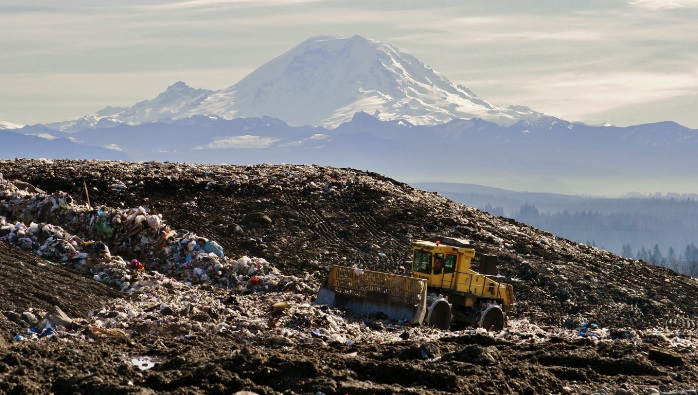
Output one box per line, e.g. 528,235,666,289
146,0,321,10
30,133,58,140
629,0,698,10
507,69,698,122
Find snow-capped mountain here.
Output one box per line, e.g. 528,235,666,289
46,82,214,132
187,35,544,127
5,35,695,194
46,35,544,132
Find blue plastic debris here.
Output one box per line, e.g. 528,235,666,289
577,322,600,338
204,240,224,257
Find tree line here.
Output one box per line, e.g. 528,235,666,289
478,202,698,278
438,188,698,278
620,242,698,277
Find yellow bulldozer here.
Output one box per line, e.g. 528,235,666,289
314,237,514,330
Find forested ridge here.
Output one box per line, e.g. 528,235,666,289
508,205,698,276
427,186,698,277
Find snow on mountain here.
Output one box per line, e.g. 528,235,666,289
0,121,24,130
187,35,544,127
45,35,545,132
46,82,213,132
116,81,214,122
7,111,698,194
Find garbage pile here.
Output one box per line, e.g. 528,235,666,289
3,171,698,354
0,174,313,295
0,173,421,345
0,174,353,344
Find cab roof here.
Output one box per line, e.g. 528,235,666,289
413,237,474,249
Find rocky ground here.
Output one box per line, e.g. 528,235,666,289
0,158,697,395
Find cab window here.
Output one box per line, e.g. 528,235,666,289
413,250,432,274
433,253,445,274
444,254,457,273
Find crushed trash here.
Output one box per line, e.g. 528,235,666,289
129,356,158,371
1,161,698,395
0,171,696,352
577,322,601,339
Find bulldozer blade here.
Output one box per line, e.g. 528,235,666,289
314,266,427,325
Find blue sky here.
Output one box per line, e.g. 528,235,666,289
2,0,698,127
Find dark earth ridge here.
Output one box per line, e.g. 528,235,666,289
0,159,696,394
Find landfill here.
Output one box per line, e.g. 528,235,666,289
0,159,696,395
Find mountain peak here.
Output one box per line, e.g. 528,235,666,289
153,81,207,102
298,34,375,47
43,35,546,131
165,81,194,92
188,34,545,127
46,82,214,132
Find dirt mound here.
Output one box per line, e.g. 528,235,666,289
0,242,120,341
0,159,696,394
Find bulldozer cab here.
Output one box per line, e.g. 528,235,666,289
412,238,514,310
411,238,475,289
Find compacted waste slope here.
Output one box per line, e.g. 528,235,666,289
0,159,696,394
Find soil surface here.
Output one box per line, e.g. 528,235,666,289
0,159,697,395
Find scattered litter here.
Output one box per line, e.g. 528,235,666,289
129,356,158,371
1,161,697,395
577,322,601,339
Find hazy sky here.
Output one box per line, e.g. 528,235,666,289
2,0,698,128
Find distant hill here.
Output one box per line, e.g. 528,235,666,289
0,129,129,161
417,181,698,274
5,113,698,195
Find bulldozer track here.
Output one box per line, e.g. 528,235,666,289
667,315,698,331
351,212,390,241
